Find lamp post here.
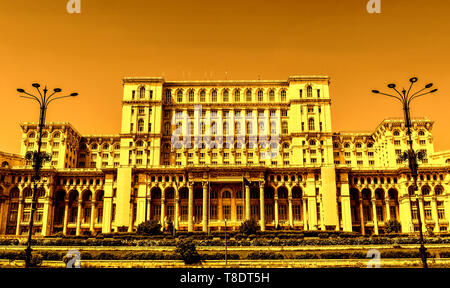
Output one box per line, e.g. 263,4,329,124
17,84,78,268
224,218,227,266
372,77,437,269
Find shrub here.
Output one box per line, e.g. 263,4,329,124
30,253,43,267
239,219,260,236
97,252,118,260
384,220,402,234
175,238,202,265
318,233,329,239
295,253,319,259
247,251,284,259
136,220,162,236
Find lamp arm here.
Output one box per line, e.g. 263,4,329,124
20,93,42,105
407,92,432,106
409,87,428,98
391,87,406,102
377,92,404,104
45,95,75,107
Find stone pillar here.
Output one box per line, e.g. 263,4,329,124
302,197,308,230
418,196,426,232
76,200,82,236
202,182,208,232
101,174,114,233
15,197,23,236
128,201,134,232
136,177,148,225
259,182,265,231
160,191,166,228
41,196,51,236
372,199,378,235
306,173,317,230
399,197,413,233
90,201,96,233
63,200,69,235
188,183,193,232
340,175,352,232
359,192,365,235
274,190,279,228
288,186,293,228
385,194,391,221
174,186,179,230
245,185,250,220
431,197,439,233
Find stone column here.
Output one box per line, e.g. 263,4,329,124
90,201,96,233
174,185,179,230
245,185,250,220
15,197,23,236
128,200,134,232
359,192,365,235
202,182,208,232
385,194,391,221
431,197,439,233
76,200,82,236
418,196,426,232
340,175,352,232
259,182,265,231
302,197,308,230
274,190,279,228
188,183,194,232
41,195,51,236
160,191,166,229
399,197,413,233
63,200,69,235
372,199,378,235
288,186,293,228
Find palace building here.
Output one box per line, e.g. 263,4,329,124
0,75,449,236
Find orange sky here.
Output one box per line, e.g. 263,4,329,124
0,0,449,154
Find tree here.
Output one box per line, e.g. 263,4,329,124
136,220,162,235
384,219,401,234
239,219,260,236
175,238,201,265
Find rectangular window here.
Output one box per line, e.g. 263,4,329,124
279,204,287,220
236,205,243,220
376,206,383,221
223,205,231,220
250,205,260,220
293,205,301,221
210,205,217,220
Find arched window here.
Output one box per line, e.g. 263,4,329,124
138,119,145,132
234,90,240,102
422,186,430,196
223,89,229,102
103,143,110,150
367,142,374,148
140,86,145,99
91,143,98,150
53,132,61,138
188,90,194,102
419,130,425,136
282,121,288,134
223,121,229,135
246,89,252,102
309,139,316,146
435,186,444,195
222,191,231,198
177,90,183,102
136,140,143,147
246,122,252,134
308,118,315,130
306,86,313,97
393,130,400,136
344,142,350,148
283,142,290,149
269,89,275,101
211,121,217,135
235,122,241,135
280,90,287,101
42,132,48,138
200,90,206,102
164,122,171,135
355,142,362,148
257,90,263,102
29,132,36,138
1,161,9,168
211,90,217,102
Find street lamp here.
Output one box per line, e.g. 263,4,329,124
17,83,77,268
372,77,437,269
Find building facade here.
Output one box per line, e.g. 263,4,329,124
0,75,449,236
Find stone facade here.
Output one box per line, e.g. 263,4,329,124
0,75,449,236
